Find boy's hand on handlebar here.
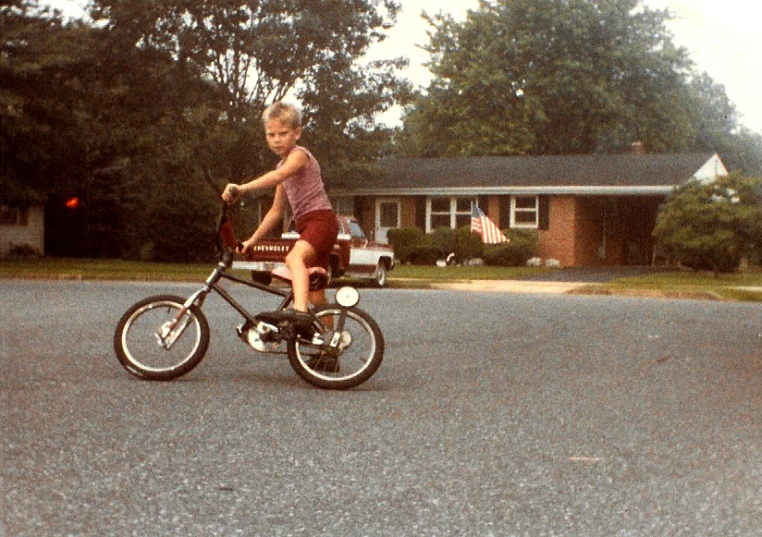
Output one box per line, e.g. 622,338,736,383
237,238,255,258
222,184,240,204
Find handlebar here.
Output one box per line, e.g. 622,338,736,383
216,185,243,261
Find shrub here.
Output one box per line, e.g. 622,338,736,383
482,229,539,266
653,172,762,275
409,246,441,265
387,227,425,263
7,243,41,259
388,225,537,266
427,227,458,257
389,226,463,264
678,248,743,273
455,226,484,261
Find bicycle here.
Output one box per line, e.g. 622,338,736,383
113,200,384,390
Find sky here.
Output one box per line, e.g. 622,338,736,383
48,0,762,134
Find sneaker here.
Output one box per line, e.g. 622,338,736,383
337,331,352,351
306,352,340,373
256,309,322,342
256,309,315,328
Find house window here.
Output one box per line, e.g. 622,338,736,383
0,207,24,226
426,197,476,231
333,196,355,217
510,196,539,229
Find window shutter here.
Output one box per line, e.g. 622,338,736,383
415,197,426,229
539,196,550,231
499,197,511,229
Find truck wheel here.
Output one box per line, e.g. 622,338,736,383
374,263,388,287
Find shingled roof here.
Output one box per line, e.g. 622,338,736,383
330,153,725,196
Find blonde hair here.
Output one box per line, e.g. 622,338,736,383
262,102,301,129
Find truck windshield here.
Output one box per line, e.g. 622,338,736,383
349,221,366,240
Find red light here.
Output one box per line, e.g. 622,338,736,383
66,197,80,209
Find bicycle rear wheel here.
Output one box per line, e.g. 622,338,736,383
287,305,384,390
114,294,210,381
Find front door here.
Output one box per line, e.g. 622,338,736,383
375,199,400,244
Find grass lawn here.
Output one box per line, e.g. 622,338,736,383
0,257,215,281
391,264,762,301
0,257,554,282
388,264,557,281
591,270,762,301
3,257,762,301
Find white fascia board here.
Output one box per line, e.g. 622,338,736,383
330,185,676,197
693,154,729,183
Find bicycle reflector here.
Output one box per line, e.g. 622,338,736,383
336,286,360,308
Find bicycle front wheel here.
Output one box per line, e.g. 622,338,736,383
287,305,384,390
114,294,210,381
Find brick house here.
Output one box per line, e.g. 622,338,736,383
326,152,727,267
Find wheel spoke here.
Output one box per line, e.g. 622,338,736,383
288,306,383,389
114,295,210,380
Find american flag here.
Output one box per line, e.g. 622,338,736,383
471,206,509,244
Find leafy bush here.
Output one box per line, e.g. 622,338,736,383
416,226,486,263
482,229,539,267
387,225,535,266
7,243,41,259
390,226,484,264
427,227,458,257
409,246,441,265
653,172,762,275
455,226,484,261
387,227,426,263
677,247,743,273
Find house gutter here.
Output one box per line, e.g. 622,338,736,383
329,186,677,197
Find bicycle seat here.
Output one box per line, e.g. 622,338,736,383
272,266,330,291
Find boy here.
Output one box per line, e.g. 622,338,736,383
222,102,339,343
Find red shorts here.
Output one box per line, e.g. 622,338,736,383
294,210,339,269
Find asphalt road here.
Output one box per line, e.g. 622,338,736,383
2,280,762,536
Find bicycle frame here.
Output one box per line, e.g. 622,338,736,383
172,220,347,353
113,200,380,389
181,250,293,328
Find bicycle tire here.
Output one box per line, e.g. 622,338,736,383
114,294,210,381
287,305,384,390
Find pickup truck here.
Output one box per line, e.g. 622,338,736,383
232,216,395,287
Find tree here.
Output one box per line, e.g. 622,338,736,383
89,0,410,183
0,1,117,255
1,0,221,258
1,1,89,203
83,0,411,261
653,172,762,275
683,73,762,176
3,0,411,261
399,0,723,158
721,128,762,177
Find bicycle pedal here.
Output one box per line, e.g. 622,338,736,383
235,324,246,339
310,333,325,346
235,322,252,341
